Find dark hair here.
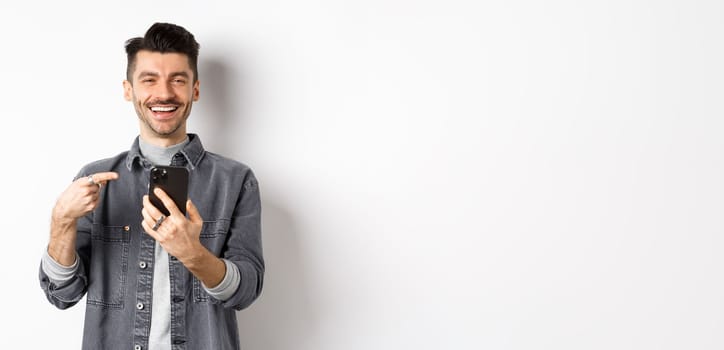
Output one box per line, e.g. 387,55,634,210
125,22,200,83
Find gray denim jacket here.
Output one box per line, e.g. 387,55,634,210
39,134,264,350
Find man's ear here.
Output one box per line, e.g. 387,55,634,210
123,80,133,101
193,80,200,101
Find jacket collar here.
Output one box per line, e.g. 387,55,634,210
125,133,205,171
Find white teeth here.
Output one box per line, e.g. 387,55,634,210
150,106,177,112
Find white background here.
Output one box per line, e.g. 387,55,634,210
2,0,723,349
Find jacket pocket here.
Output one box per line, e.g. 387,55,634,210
87,224,130,308
193,220,230,302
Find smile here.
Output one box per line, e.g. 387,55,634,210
150,106,179,112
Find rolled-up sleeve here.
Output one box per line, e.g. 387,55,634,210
215,170,264,310
39,203,93,310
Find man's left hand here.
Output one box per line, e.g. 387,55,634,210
141,188,204,261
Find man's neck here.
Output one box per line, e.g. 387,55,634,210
139,126,188,147
138,135,190,166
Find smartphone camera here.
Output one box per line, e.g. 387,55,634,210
151,167,168,181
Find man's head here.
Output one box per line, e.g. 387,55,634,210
125,22,200,83
123,23,200,145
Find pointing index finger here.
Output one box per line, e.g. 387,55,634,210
91,172,120,183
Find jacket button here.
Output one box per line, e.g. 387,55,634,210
124,225,130,231
134,345,142,350
139,261,147,269
136,302,144,310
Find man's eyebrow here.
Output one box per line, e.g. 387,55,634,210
170,71,190,78
137,71,160,79
136,71,190,79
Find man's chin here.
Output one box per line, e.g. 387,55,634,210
146,121,178,135
153,129,181,137
141,115,186,138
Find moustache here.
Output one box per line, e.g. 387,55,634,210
147,99,181,106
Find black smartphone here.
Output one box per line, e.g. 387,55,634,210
149,165,189,216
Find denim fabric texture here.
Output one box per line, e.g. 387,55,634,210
39,134,264,350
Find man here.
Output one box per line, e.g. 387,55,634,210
39,22,264,350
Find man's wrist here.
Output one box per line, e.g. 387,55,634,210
179,243,212,269
51,204,77,225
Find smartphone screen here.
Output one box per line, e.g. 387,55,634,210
148,165,189,216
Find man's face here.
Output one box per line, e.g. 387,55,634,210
123,50,199,143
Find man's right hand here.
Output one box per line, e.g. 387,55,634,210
48,172,118,265
52,172,119,221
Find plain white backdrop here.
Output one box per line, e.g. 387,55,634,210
2,0,723,349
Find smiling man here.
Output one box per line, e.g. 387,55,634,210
125,49,198,143
39,23,264,350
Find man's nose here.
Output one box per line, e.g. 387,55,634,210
155,81,176,100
